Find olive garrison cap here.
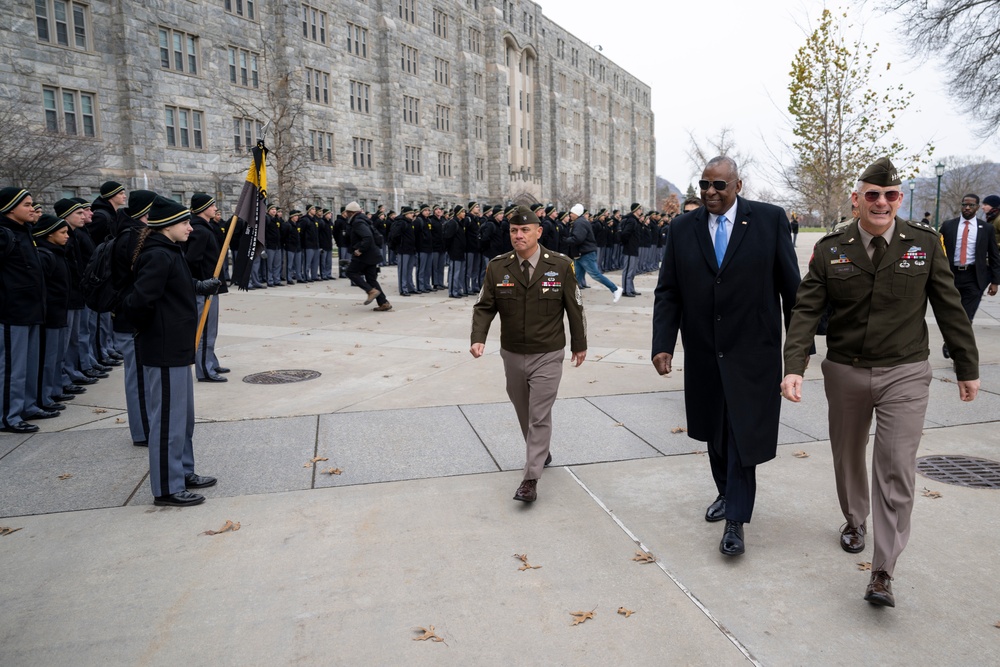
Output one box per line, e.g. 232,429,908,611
507,205,540,226
858,157,901,187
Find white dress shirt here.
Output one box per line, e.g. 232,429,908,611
708,200,738,251
953,218,979,266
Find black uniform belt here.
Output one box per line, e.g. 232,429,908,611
952,264,972,271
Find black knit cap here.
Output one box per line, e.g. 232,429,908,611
630,202,642,213
127,190,157,219
545,204,556,215
71,197,91,209
54,198,85,219
468,201,479,210
100,181,124,198
146,196,190,229
858,157,901,187
190,192,216,215
32,213,68,238
420,203,431,212
530,203,545,214
597,208,608,216
0,187,30,214
508,204,540,226
983,195,1000,208
453,204,465,215
505,203,520,217
401,206,413,214
290,209,302,216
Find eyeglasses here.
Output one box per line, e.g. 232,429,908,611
699,179,737,191
861,190,902,203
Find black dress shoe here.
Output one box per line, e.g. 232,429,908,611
63,385,88,394
215,367,231,374
621,293,636,297
840,523,866,553
185,472,218,489
705,495,726,522
720,520,745,556
133,440,148,447
100,358,123,367
42,403,66,411
24,409,59,420
864,570,895,607
544,452,553,467
153,490,206,507
83,368,108,379
73,376,99,385
52,394,75,402
2,421,39,434
108,351,124,361
198,374,228,382
93,363,113,372
513,479,538,502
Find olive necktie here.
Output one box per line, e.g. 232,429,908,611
871,236,887,270
521,259,531,283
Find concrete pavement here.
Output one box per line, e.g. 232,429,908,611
2,232,1000,665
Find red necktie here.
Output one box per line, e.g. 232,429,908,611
960,220,970,266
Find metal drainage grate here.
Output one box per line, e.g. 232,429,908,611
243,369,322,385
916,455,1000,489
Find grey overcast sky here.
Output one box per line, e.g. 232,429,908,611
536,0,995,192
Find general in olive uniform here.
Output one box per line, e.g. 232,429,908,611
781,157,980,608
470,205,587,503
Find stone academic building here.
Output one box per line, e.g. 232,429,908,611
1,0,655,213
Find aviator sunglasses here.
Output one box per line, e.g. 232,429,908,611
861,190,902,203
698,178,737,191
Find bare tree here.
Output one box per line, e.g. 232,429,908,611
685,127,759,195
912,156,1000,221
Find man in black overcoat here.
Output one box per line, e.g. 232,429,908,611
651,156,800,556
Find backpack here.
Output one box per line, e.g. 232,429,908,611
81,236,120,312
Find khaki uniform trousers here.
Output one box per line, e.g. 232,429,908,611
822,359,933,576
500,348,564,481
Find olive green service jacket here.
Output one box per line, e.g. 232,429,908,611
471,246,587,355
784,217,979,381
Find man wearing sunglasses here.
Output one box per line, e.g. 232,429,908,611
652,156,800,558
781,157,979,608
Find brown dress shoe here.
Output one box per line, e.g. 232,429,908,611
864,570,895,607
513,479,538,502
840,523,866,553
364,288,381,305
372,302,392,311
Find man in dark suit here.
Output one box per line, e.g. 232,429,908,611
940,194,1000,358
651,156,801,556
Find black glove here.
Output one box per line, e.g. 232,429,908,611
194,278,222,296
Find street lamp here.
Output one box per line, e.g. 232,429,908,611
908,178,916,221
934,162,945,230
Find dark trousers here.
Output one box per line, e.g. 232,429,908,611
708,406,757,524
346,263,388,306
952,267,983,322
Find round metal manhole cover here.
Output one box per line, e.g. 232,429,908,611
242,369,322,385
916,455,1000,489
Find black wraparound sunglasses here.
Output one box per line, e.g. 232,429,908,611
699,178,737,191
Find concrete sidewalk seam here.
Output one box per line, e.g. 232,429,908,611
310,414,320,489
563,465,762,667
583,396,668,455
457,405,503,472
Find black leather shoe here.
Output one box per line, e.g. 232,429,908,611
153,490,206,507
864,570,895,607
52,394,75,401
2,421,39,434
705,495,726,522
108,351,124,361
83,368,108,379
185,473,217,489
93,364,113,372
133,440,148,447
73,376,98,385
544,452,553,467
513,479,538,502
942,344,950,359
720,520,745,556
101,358,123,367
840,523,866,553
198,374,228,382
42,403,66,411
24,409,60,420
621,293,636,297
215,367,231,374
63,385,88,394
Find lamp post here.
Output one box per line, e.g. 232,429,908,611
934,162,945,230
908,178,915,221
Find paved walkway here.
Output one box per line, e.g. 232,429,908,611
2,232,1000,665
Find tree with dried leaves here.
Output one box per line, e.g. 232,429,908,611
887,0,1000,135
782,9,931,227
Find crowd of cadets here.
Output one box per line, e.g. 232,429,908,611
250,201,682,299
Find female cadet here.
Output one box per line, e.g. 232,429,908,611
124,196,220,507
33,214,72,413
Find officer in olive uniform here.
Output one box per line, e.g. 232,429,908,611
781,157,980,609
470,205,587,503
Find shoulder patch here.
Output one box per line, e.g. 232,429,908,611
820,228,845,241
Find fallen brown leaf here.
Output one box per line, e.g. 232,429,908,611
514,553,541,571
613,422,624,427
941,377,954,383
670,426,687,434
354,343,362,348
322,468,343,475
922,487,942,499
570,609,596,626
303,463,313,468
115,418,126,424
632,550,656,564
92,408,108,414
201,520,240,536
310,457,329,463
0,527,23,536
413,626,445,643
857,561,872,571
617,607,634,618
57,473,73,480
994,621,1000,629
793,451,810,459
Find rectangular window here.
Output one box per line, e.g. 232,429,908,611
352,137,373,169
165,105,203,149
302,4,327,44
437,152,452,177
467,27,481,54
404,146,421,174
44,86,97,137
36,0,90,50
306,68,331,105
473,73,483,98
347,22,368,57
233,116,261,152
158,27,199,74
309,130,334,162
402,95,420,124
401,44,418,75
435,105,451,131
228,47,260,88
556,38,564,59
475,157,484,181
398,0,416,24
225,0,256,20
474,116,483,140
350,80,370,113
433,9,448,39
434,57,450,85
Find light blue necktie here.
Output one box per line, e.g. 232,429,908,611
715,215,728,267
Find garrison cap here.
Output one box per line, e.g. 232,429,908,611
190,192,216,215
858,157,901,187
54,198,84,219
507,204,540,226
0,187,31,214
127,190,157,219
100,181,124,198
32,213,67,238
146,196,190,229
